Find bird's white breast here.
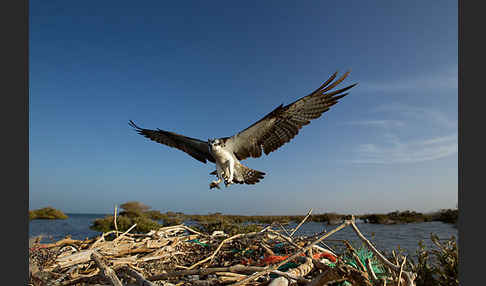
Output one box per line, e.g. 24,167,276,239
210,147,234,164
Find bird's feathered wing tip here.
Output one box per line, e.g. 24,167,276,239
226,70,358,161
128,120,215,164
128,120,143,131
128,120,135,127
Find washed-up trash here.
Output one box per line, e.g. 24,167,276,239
29,214,419,286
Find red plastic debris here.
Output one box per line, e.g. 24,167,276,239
312,252,337,263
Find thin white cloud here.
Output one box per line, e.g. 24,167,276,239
344,64,458,165
360,66,457,93
345,119,405,128
373,104,457,129
421,134,457,145
351,133,457,164
348,103,457,165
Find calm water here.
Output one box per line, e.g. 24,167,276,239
29,214,458,256
29,213,106,242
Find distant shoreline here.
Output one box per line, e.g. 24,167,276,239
89,208,459,235
30,208,458,225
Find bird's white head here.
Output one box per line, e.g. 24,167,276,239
208,138,224,151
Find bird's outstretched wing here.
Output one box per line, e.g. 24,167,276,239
225,71,357,161
129,120,215,164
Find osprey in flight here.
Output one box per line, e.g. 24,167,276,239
129,71,357,190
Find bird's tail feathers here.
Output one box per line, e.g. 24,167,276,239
234,163,265,185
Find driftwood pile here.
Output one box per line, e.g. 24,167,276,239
29,213,418,286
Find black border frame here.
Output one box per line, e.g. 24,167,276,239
458,0,480,285
3,0,29,283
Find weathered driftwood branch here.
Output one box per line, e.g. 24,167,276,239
260,224,273,233
114,205,119,239
278,222,292,237
113,223,137,244
268,225,337,260
148,265,267,281
349,221,415,286
121,266,157,286
191,279,221,286
290,208,313,237
55,267,100,286
267,229,301,249
321,278,348,286
91,250,123,286
59,275,99,286
312,244,337,259
304,230,340,256
111,255,138,267
41,238,88,249
156,224,208,238
312,258,373,286
268,277,289,286
366,257,379,282
216,272,248,283
306,268,339,286
392,250,399,267
270,271,309,284
287,257,313,277
139,251,185,263
188,231,260,270
398,256,407,286
261,242,276,256
230,220,352,286
268,256,313,285
343,240,367,272
90,233,106,250
49,249,95,270
216,271,247,278
148,264,310,284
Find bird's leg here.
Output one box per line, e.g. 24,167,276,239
224,160,236,187
223,173,234,187
223,169,235,188
223,171,234,187
221,162,232,186
228,161,235,184
210,178,221,190
210,164,224,190
223,173,230,185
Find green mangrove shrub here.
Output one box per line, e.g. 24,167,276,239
29,207,68,220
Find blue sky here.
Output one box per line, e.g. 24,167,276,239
29,0,457,215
